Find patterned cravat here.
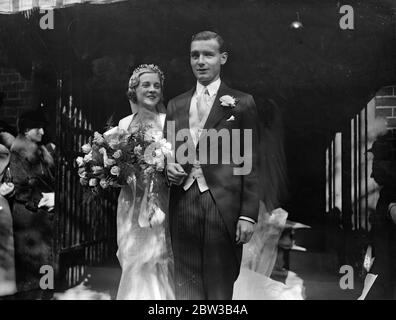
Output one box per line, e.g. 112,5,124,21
196,87,210,122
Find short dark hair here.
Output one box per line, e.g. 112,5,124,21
191,31,226,53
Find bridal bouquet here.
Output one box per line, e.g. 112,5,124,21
76,125,172,196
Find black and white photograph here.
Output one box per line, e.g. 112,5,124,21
0,0,396,304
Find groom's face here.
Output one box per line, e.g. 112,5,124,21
190,38,228,86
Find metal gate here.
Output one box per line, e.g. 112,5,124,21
54,78,118,289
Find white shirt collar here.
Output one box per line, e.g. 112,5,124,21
196,78,221,97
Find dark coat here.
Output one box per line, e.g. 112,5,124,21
9,136,55,292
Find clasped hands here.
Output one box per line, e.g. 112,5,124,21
166,163,254,244
166,163,188,185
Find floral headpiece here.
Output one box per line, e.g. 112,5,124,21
128,64,165,88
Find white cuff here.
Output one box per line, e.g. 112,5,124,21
239,216,256,224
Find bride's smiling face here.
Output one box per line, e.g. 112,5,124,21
136,72,162,110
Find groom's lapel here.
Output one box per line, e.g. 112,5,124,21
203,81,232,130
178,87,194,131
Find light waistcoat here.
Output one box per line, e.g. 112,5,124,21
183,79,221,192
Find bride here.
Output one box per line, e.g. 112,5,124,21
108,64,303,300
106,64,174,300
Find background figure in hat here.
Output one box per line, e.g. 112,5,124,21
9,108,55,299
367,133,396,299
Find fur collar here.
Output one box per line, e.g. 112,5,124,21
11,135,54,167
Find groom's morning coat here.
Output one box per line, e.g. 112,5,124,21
165,81,260,247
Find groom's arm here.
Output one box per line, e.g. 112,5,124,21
239,94,260,223
235,94,260,244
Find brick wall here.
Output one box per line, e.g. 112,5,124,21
375,86,396,130
0,67,33,131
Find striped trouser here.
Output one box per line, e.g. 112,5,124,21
170,182,239,300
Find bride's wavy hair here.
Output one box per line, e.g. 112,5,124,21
126,64,165,104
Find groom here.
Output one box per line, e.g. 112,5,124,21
165,31,260,300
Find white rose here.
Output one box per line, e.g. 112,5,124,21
134,145,143,154
81,143,92,154
113,150,122,159
93,132,105,145
83,152,93,163
219,95,236,107
78,170,87,178
76,156,84,167
110,166,120,176
99,179,109,189
89,178,98,187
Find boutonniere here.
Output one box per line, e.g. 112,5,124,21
219,95,238,108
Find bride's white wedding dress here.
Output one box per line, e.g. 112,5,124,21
106,113,174,300
107,113,303,300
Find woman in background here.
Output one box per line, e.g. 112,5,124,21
9,109,55,299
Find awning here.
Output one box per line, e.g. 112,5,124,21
0,0,125,14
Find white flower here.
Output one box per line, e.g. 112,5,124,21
107,139,119,149
81,143,92,154
113,150,122,159
76,156,84,167
89,178,98,187
93,132,105,145
78,170,87,178
83,152,93,163
110,166,120,176
134,145,143,154
99,179,109,189
219,95,237,107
